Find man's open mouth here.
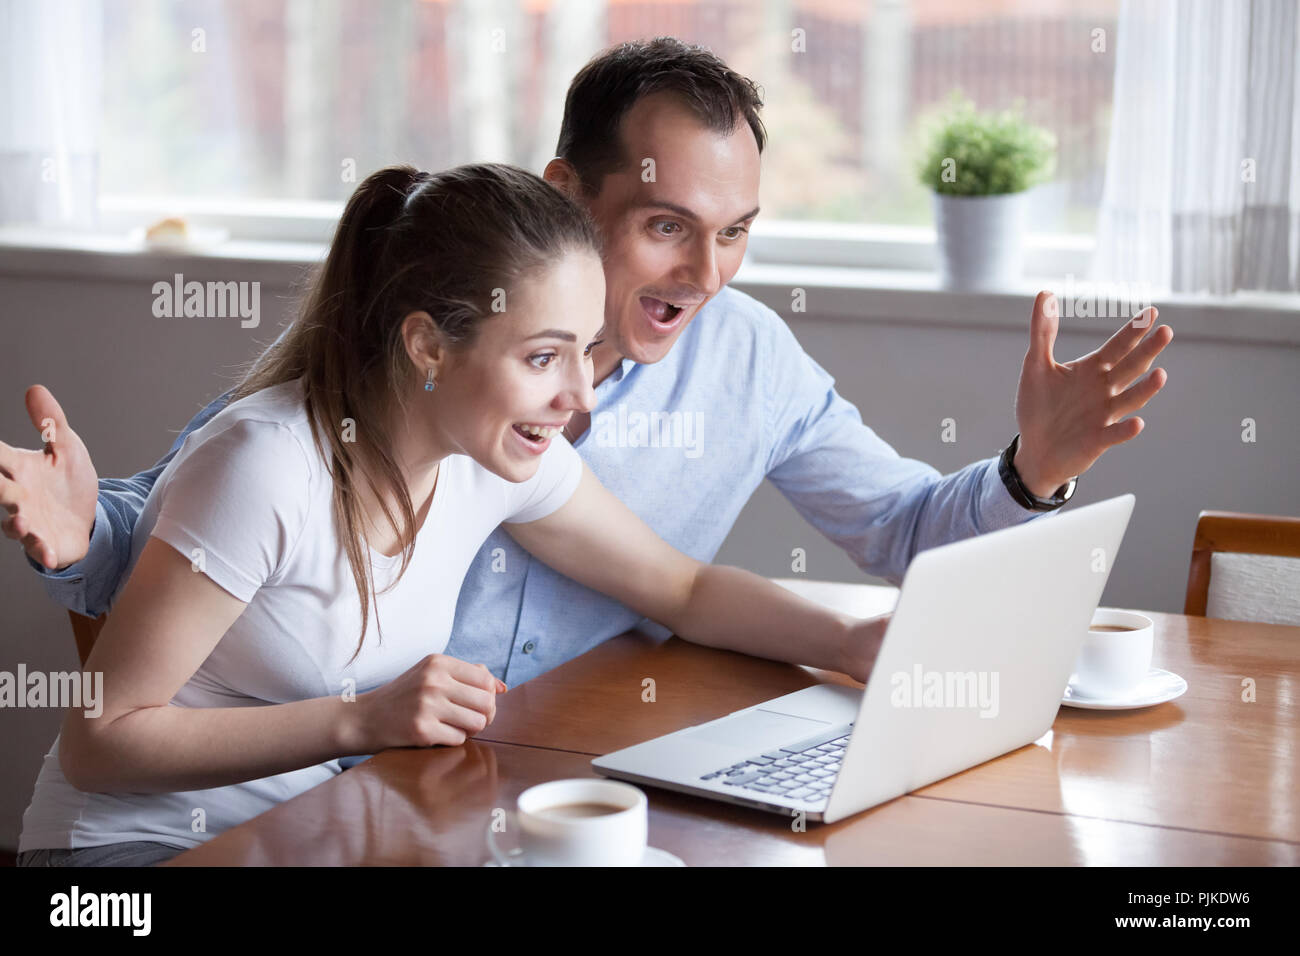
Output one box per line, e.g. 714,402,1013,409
640,296,685,324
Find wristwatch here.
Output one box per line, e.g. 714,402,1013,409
998,433,1077,512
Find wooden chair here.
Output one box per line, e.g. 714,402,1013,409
69,611,108,667
1183,510,1300,624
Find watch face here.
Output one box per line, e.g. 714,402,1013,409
1040,478,1076,509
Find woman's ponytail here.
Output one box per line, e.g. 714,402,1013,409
330,165,425,307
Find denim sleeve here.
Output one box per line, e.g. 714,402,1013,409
760,317,1049,587
28,391,235,617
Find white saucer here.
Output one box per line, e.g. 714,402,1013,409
1060,667,1187,710
484,845,685,867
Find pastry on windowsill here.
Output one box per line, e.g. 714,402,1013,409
144,216,190,242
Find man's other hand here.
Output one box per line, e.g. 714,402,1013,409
0,385,99,570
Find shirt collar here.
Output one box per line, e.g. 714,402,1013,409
598,357,638,390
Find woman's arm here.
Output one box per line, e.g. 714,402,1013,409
504,465,889,683
58,537,357,794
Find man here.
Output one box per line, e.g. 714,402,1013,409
2,38,1171,689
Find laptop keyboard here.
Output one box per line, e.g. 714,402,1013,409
698,722,853,806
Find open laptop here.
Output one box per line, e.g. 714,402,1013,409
593,493,1135,824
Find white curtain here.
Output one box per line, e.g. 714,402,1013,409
1092,0,1300,294
0,0,103,228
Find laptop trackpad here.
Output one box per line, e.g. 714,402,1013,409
686,709,830,749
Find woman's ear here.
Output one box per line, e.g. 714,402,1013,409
400,311,449,383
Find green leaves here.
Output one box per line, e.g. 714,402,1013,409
917,92,1057,196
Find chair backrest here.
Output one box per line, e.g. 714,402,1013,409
1184,510,1300,625
68,611,108,667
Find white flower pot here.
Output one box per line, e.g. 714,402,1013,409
932,191,1028,291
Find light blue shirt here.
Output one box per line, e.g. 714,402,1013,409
33,286,1053,686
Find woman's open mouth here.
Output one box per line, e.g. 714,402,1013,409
511,422,563,454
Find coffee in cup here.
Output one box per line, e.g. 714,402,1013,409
1072,608,1154,698
486,778,647,866
537,802,625,819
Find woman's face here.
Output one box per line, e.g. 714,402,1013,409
420,250,606,483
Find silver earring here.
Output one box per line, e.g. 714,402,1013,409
424,368,436,392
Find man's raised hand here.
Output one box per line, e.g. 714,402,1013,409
0,386,99,570
1012,291,1173,498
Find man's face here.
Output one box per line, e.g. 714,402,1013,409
573,92,762,370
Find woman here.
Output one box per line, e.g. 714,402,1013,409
18,164,882,866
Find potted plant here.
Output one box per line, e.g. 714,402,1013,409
917,93,1056,290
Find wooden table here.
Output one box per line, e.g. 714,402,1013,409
167,581,1300,866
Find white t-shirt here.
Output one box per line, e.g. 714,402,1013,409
19,378,583,853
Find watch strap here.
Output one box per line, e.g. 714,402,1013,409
998,434,1076,512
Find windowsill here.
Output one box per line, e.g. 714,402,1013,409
731,262,1300,346
1,227,1297,347
0,227,326,286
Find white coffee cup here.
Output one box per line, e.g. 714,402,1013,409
486,778,647,866
1072,608,1155,698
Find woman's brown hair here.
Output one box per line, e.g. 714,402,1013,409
230,163,600,665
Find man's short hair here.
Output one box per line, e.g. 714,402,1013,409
555,36,767,196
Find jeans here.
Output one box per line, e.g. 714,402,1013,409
17,841,185,867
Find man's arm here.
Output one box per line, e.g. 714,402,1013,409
759,318,1047,587
758,292,1170,586
16,390,233,617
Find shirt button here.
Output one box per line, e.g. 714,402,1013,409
522,641,535,654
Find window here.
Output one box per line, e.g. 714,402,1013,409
98,0,1119,251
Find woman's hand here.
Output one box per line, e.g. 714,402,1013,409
842,613,892,685
349,654,508,752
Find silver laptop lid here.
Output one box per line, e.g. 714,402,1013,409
824,493,1135,822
